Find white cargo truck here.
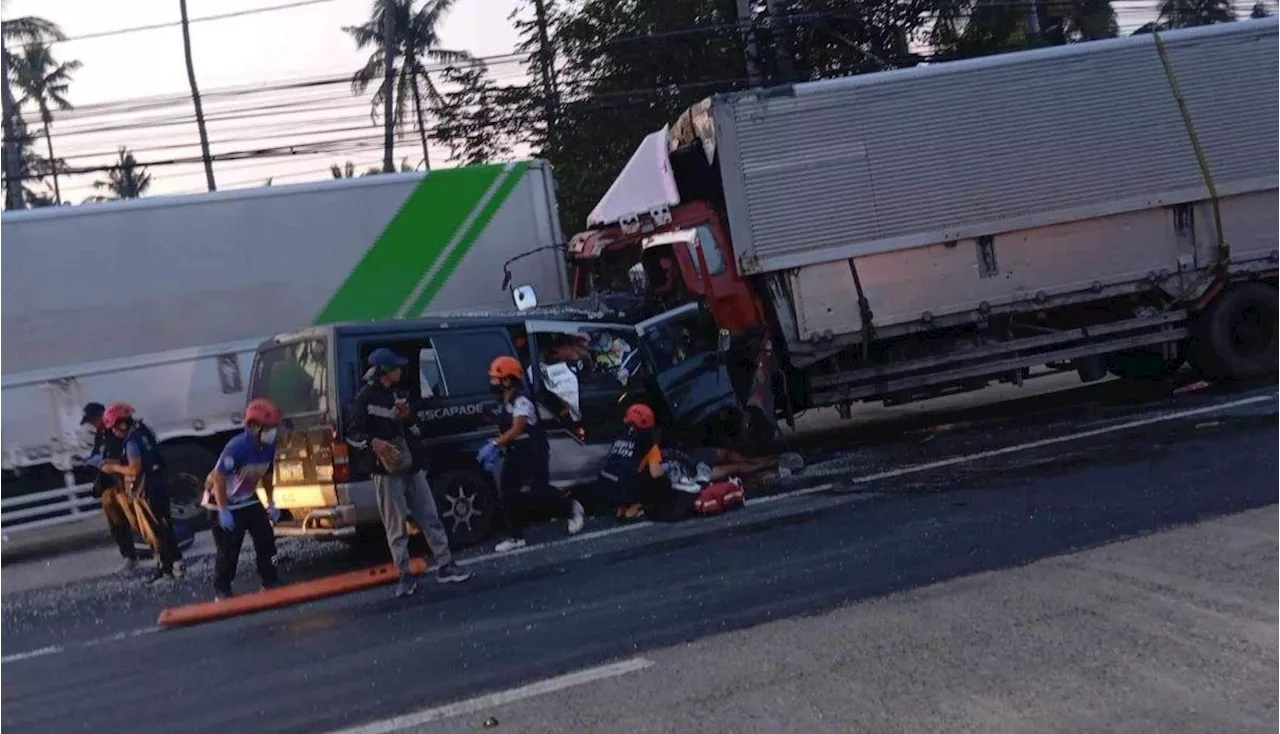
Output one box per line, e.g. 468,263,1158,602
556,20,1278,443
2,160,568,534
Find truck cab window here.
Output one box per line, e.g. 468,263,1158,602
687,225,726,277
251,339,328,416
418,345,447,399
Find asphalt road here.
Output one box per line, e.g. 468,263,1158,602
1,380,1276,734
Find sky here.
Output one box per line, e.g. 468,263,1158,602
3,0,1269,203
4,0,525,200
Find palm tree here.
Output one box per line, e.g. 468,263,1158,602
1156,0,1236,27
1,7,63,209
179,0,216,192
11,42,81,205
330,158,413,178
344,0,471,172
90,147,152,200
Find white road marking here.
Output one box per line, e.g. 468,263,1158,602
776,392,1277,501
325,657,655,734
81,627,159,647
1,645,62,663
457,520,657,567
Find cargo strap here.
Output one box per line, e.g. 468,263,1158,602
1152,30,1229,276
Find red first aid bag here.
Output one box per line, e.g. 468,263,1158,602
693,477,745,516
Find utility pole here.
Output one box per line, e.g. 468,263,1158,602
1,37,25,211
382,0,396,173
180,0,217,192
766,0,794,83
532,0,560,149
735,0,763,87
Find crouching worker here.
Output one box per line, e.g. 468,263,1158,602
203,398,284,601
598,404,669,522
99,403,184,586
348,348,472,598
480,356,585,552
81,402,139,572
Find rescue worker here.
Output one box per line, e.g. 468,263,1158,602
347,348,472,598
597,403,669,521
203,398,285,600
98,403,184,586
80,402,139,572
479,356,585,552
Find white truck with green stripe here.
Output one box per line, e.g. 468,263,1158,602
1,160,568,536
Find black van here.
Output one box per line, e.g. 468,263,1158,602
245,302,741,547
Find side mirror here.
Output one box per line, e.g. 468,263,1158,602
512,284,538,311
717,328,731,354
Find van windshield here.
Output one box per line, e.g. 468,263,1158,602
249,339,328,416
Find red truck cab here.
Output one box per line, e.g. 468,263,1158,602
566,201,763,335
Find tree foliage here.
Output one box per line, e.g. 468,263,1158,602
88,147,152,201
11,41,80,204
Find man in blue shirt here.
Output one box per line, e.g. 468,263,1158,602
203,398,284,600
99,403,184,586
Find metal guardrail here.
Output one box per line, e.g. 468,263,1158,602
0,482,100,534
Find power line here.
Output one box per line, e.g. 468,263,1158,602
48,0,348,45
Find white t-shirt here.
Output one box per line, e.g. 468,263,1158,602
506,395,538,426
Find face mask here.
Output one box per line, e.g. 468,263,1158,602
259,427,279,445
489,382,505,396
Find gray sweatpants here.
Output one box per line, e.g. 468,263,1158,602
374,471,453,578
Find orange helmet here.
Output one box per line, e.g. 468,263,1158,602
488,356,523,381
103,402,135,430
624,403,656,430
244,398,281,426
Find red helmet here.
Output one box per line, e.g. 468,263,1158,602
102,402,135,430
244,398,281,426
488,356,523,381
624,403,656,430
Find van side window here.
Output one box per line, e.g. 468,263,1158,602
432,331,515,396
418,344,447,399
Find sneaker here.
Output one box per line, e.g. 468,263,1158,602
172,560,185,579
115,558,138,574
436,563,473,584
567,500,585,535
394,578,418,598
147,570,175,587
494,538,527,553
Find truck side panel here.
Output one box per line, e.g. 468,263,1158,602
783,189,1277,347
1,161,564,375
715,20,1277,276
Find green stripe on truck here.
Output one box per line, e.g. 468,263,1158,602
313,163,514,324
403,161,528,317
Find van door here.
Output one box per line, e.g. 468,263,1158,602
352,329,515,460
633,302,740,431
524,319,647,487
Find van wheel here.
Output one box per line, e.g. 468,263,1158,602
1190,282,1278,380
159,444,216,530
432,469,498,548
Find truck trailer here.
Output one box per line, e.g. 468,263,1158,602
554,20,1278,442
2,161,568,534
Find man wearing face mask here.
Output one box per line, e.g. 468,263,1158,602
347,348,472,598
202,398,284,600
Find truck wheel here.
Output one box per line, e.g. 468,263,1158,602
1190,282,1278,380
159,444,216,531
431,469,498,549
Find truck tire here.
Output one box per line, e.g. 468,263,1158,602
159,443,216,531
431,469,498,549
1190,282,1278,380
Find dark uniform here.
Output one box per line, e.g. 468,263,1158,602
87,424,138,562
121,421,183,579
497,388,575,540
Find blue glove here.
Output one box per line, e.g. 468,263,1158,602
217,508,235,532
267,503,281,523
476,440,499,464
